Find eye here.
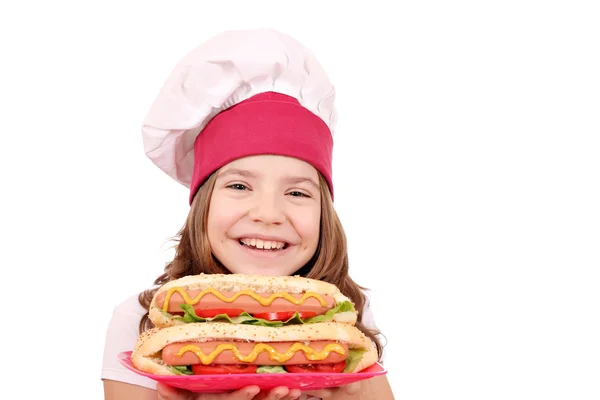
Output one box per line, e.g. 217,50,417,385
227,183,248,191
288,191,310,198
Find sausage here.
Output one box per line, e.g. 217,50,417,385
156,290,336,315
162,340,348,366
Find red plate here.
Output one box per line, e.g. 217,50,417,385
118,351,387,393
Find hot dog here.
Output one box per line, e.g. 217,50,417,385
149,274,358,328
131,322,378,375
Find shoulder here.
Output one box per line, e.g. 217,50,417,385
360,295,389,362
101,293,157,390
360,293,380,333
361,299,378,331
104,293,148,338
111,293,147,318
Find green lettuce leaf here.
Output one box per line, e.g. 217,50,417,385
171,301,356,326
168,365,193,375
343,349,366,372
303,301,356,323
256,365,288,374
161,348,365,375
177,305,285,326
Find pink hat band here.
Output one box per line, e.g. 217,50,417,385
190,92,334,204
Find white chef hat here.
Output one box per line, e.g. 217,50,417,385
141,28,338,204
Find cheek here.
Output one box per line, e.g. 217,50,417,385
207,202,234,241
207,195,248,241
295,207,321,247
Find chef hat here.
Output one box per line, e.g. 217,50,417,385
141,28,338,204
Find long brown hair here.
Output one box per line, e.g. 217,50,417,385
138,170,384,360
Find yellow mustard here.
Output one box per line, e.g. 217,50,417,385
176,342,346,365
162,287,328,312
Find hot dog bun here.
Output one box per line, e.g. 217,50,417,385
149,273,358,328
131,322,378,375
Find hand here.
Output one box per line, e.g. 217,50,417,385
302,381,361,399
157,383,302,400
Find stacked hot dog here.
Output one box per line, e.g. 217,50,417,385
131,273,378,375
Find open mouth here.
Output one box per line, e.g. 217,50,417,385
238,238,289,251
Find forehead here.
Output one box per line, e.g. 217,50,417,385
218,155,320,180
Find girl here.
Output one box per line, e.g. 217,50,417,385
101,28,394,400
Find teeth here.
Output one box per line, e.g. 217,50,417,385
240,238,286,250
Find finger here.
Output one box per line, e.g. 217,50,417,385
212,386,261,400
156,382,191,400
303,388,334,399
255,386,290,400
281,388,302,400
157,383,261,400
343,381,362,395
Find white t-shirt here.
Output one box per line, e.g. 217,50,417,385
101,292,380,395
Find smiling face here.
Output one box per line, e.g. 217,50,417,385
206,155,322,276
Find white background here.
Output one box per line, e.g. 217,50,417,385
1,1,599,399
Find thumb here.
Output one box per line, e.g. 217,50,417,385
204,386,261,400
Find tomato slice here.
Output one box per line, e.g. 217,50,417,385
191,364,258,374
253,311,318,321
285,361,346,373
193,308,244,318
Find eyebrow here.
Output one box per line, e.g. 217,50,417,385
284,176,320,190
217,168,257,179
218,169,320,190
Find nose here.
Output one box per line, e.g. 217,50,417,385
248,192,285,225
